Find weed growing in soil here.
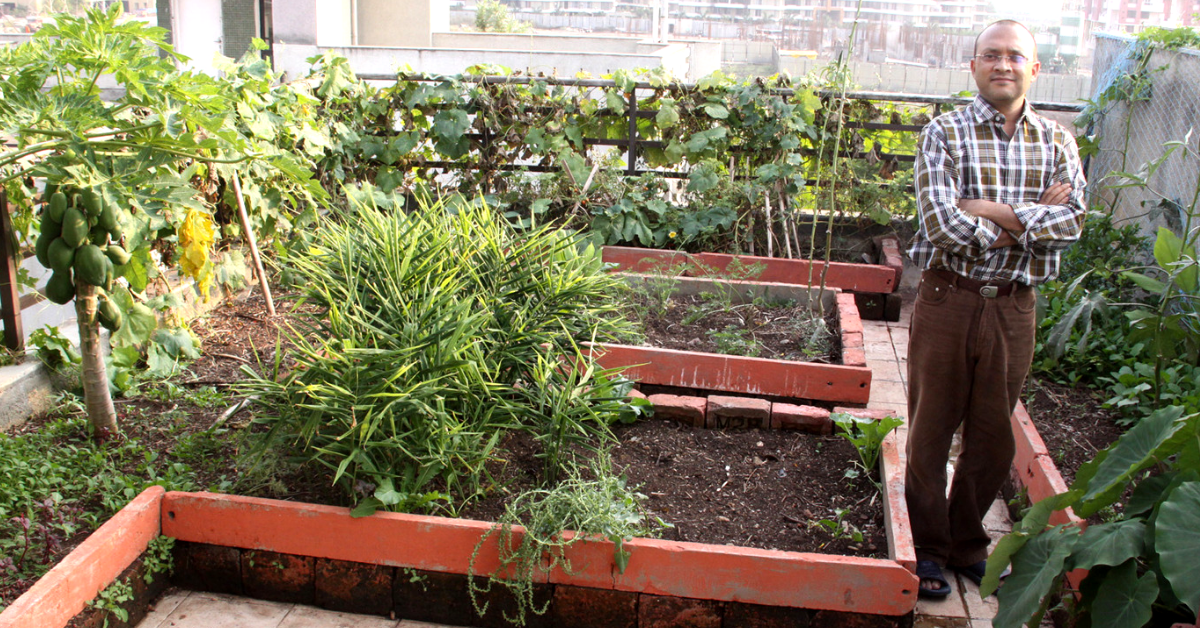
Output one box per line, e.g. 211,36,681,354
468,455,670,626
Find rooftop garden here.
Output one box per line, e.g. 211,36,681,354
0,7,1197,628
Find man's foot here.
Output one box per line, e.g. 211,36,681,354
951,560,1012,591
916,560,952,599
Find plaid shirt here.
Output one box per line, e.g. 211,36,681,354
908,96,1086,286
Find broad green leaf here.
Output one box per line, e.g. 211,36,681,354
1091,559,1158,628
110,345,140,369
109,288,158,348
605,90,626,114
704,103,729,119
1119,271,1168,295
351,497,383,518
1126,473,1176,516
687,167,719,194
1153,227,1199,292
981,491,1079,596
992,526,1079,628
152,327,201,360
118,247,153,293
432,109,470,139
1068,520,1146,570
1075,406,1188,516
655,102,679,128
1156,480,1200,615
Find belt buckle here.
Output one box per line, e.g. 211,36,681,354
980,285,999,298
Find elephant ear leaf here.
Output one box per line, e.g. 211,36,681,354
1156,480,1200,617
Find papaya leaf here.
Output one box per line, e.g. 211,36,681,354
1091,559,1158,628
1155,480,1200,615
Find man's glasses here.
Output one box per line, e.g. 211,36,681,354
975,53,1028,67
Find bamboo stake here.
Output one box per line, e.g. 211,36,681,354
232,172,275,317
780,190,793,259
764,191,773,258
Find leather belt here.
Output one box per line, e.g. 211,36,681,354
929,268,1020,298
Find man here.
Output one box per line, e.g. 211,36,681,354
905,20,1086,599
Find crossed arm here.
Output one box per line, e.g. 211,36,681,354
959,183,1074,249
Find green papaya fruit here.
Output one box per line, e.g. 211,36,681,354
82,190,102,219
43,183,58,200
74,244,108,287
89,225,108,246
61,207,88,248
35,232,53,267
45,270,75,305
104,244,132,266
98,296,123,332
48,238,75,273
40,211,62,240
49,191,68,222
99,201,118,232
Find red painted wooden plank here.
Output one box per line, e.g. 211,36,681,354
589,343,871,404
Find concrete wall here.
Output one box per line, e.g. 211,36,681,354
316,0,353,46
722,40,776,65
1086,34,1200,235
432,31,644,53
273,42,675,80
359,0,443,47
274,0,318,45
779,57,1091,102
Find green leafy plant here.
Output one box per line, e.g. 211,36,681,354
830,412,903,478
28,325,79,371
468,455,670,626
142,535,175,584
241,194,637,514
807,507,864,545
984,406,1200,628
87,576,134,627
706,325,761,357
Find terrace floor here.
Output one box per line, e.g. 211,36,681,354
135,285,1014,628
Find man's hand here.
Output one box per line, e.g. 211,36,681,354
959,199,1024,233
1039,183,1072,206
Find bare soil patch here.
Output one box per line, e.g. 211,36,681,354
1023,378,1125,487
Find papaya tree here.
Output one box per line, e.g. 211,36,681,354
0,5,294,437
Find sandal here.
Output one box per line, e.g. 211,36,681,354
916,559,952,599
952,560,1011,588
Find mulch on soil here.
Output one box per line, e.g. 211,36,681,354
626,292,841,363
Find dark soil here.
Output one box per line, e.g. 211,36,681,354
460,420,887,557
1022,378,1125,487
626,292,840,363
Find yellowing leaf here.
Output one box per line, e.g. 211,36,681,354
178,208,215,299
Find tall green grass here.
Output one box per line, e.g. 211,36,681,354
241,197,641,514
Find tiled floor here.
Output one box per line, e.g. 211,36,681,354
136,284,1013,628
136,589,466,628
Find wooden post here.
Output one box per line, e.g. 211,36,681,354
626,88,639,177
231,173,276,317
0,188,24,352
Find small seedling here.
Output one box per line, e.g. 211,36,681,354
830,412,903,478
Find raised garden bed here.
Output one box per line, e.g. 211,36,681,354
0,414,921,628
593,275,870,405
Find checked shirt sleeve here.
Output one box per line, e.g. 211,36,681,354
1010,126,1087,252
914,123,1002,261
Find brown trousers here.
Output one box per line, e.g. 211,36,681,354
905,270,1037,567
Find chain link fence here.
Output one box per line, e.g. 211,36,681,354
1084,33,1200,235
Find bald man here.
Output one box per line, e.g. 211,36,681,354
905,20,1086,599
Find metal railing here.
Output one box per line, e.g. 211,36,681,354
359,73,1085,179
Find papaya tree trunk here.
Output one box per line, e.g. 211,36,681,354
74,281,116,439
